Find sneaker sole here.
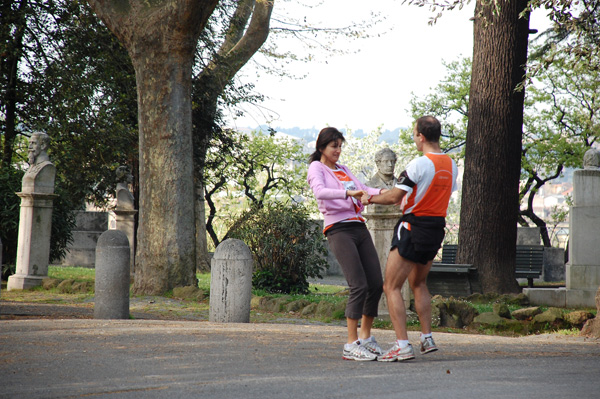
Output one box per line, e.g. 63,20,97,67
377,354,415,362
420,347,438,355
342,355,376,361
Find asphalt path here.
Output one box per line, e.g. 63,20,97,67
1,319,599,399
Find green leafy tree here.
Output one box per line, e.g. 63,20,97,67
227,202,328,294
1,1,135,269
203,129,307,252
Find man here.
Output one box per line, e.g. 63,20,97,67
367,148,398,190
361,116,458,362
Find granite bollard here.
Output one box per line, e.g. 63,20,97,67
209,239,253,323
94,230,130,319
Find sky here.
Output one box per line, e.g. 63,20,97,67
226,0,551,132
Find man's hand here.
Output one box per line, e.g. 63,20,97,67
360,192,372,204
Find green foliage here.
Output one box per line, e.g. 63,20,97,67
204,130,309,248
407,57,470,162
49,180,77,264
227,202,329,295
0,166,23,276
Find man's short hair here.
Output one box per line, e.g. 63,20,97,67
415,116,441,143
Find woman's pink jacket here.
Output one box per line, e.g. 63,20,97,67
307,161,381,228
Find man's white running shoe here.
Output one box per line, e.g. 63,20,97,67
342,342,377,361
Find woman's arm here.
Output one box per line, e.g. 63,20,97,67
307,162,347,200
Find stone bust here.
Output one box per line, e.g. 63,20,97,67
583,148,600,170
115,165,134,211
22,132,55,194
367,148,398,190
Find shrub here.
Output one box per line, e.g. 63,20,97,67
227,202,328,294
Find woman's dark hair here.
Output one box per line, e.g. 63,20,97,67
308,127,345,163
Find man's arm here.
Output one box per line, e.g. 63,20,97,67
361,187,406,205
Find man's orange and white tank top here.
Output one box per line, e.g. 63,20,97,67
396,153,458,228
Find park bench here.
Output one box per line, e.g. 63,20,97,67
429,244,544,294
515,245,545,288
428,245,480,297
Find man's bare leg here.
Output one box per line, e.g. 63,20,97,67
408,260,433,334
383,249,416,341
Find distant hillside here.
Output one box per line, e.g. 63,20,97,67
244,125,404,144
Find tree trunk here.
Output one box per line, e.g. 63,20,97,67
192,0,274,270
457,0,531,293
87,0,219,294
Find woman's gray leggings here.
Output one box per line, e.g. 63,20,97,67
326,224,383,320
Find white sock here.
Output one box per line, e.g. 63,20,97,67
345,340,360,350
359,336,373,344
420,333,432,343
396,339,410,349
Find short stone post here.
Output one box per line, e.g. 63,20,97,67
94,230,130,319
209,239,253,323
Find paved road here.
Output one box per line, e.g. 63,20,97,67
1,319,598,399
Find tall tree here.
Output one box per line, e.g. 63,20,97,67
87,0,219,294
457,0,531,293
192,0,274,270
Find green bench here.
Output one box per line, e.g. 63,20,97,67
429,246,480,297
433,244,544,289
515,245,545,288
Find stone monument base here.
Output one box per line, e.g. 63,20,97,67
523,287,597,308
7,274,45,290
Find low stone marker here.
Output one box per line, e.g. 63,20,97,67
209,239,253,323
94,230,130,319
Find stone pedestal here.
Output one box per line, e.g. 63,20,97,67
543,247,565,282
525,168,600,307
565,169,600,307
517,227,541,245
7,192,57,290
114,209,137,276
364,205,410,313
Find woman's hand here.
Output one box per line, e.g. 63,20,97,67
347,189,366,200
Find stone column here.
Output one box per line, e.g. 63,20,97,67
114,210,137,276
363,205,410,313
114,165,137,277
94,230,130,319
209,239,253,323
565,167,600,307
8,192,57,290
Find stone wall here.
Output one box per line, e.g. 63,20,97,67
60,211,108,268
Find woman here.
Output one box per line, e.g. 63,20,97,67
307,127,385,361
